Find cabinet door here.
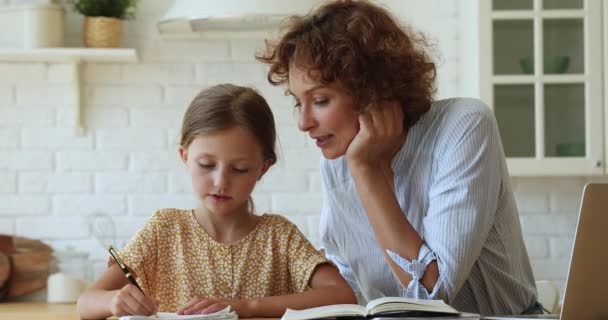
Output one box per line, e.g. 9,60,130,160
479,0,603,175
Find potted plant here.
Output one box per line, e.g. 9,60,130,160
69,0,138,48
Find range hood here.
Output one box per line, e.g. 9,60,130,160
158,0,321,33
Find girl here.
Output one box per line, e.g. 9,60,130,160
76,84,356,319
257,0,539,316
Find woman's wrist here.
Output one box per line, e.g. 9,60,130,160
348,159,392,180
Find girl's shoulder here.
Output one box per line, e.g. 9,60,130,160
146,208,194,228
258,213,297,230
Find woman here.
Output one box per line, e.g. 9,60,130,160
257,0,539,316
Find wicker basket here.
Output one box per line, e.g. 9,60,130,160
0,235,53,300
84,16,123,48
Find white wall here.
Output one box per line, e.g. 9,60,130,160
1,0,603,299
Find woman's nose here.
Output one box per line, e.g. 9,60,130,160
298,106,315,132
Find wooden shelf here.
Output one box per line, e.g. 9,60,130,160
0,48,138,135
0,48,137,62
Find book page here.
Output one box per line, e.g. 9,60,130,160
119,306,236,320
281,304,366,320
366,297,459,315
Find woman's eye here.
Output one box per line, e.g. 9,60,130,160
313,98,329,105
293,101,301,109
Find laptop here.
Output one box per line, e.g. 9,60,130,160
486,183,608,320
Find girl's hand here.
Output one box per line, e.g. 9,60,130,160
178,297,247,316
346,100,405,170
109,283,158,317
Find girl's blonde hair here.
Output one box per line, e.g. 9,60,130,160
180,84,277,212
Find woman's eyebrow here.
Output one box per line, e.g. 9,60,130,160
288,84,327,97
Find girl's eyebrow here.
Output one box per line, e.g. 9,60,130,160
195,153,252,162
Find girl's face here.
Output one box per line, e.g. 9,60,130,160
288,66,360,159
179,126,269,217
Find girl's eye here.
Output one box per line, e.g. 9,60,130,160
233,168,250,174
198,163,214,169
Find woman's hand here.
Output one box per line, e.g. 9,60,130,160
178,296,249,317
346,100,405,171
109,283,158,317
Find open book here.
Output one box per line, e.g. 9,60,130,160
119,306,238,320
281,297,463,320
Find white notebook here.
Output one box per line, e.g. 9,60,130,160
119,306,237,320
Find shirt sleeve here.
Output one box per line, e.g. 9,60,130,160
286,223,332,293
107,211,160,293
390,104,503,302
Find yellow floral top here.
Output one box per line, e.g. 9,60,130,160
109,208,330,312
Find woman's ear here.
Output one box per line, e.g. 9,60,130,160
258,160,273,180
179,147,188,165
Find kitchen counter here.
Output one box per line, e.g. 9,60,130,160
0,302,277,320
0,302,79,320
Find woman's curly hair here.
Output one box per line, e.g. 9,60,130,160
256,0,437,129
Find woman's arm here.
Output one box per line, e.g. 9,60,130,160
349,161,440,292
77,264,158,319
345,101,439,292
178,263,357,318
345,101,502,300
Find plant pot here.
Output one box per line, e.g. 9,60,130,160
84,16,122,48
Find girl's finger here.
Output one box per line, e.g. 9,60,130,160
178,297,202,314
122,295,147,316
125,285,155,315
186,299,215,315
127,288,156,315
202,303,228,314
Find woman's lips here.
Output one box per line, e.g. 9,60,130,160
315,135,332,148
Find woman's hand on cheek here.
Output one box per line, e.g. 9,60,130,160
346,100,404,170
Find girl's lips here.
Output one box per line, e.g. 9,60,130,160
210,194,232,202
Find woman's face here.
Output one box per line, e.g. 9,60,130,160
288,66,360,159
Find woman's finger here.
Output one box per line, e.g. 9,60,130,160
358,112,373,137
377,100,399,136
390,101,404,135
367,105,385,135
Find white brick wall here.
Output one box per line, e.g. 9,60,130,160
0,0,593,301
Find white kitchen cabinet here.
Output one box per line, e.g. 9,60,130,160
479,0,603,175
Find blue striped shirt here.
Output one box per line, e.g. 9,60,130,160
319,98,537,316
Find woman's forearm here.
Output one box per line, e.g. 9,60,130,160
349,162,439,291
77,288,115,320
